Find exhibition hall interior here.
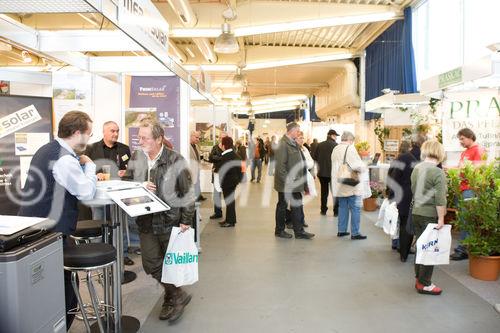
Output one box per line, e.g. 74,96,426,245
0,0,499,332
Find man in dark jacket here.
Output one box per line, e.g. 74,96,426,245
313,129,339,216
84,121,130,180
85,121,136,265
125,118,195,323
386,134,425,261
274,122,314,239
208,132,227,219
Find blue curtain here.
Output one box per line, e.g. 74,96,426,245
365,7,417,120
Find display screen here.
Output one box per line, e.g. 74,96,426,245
121,195,154,206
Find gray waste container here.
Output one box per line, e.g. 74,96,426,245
0,232,66,333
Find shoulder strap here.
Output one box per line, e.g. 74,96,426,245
343,145,349,164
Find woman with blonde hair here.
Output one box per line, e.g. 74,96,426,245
410,140,447,295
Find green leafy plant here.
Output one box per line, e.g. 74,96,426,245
447,161,500,256
429,97,440,115
374,121,391,148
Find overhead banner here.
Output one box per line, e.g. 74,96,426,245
124,76,181,152
441,89,500,158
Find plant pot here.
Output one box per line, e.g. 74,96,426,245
363,198,378,211
469,255,500,281
359,151,370,158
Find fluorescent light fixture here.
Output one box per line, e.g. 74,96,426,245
168,41,187,64
0,41,12,51
246,53,352,70
192,38,218,63
170,11,400,38
235,12,398,36
214,23,239,54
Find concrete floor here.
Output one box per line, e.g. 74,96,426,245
71,174,500,332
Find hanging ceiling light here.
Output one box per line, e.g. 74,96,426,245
233,67,246,85
241,86,250,100
214,22,239,54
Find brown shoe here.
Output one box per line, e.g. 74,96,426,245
159,301,174,320
168,289,192,323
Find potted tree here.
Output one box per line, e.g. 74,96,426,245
448,161,500,281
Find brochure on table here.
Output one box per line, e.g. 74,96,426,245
0,216,51,236
98,180,170,217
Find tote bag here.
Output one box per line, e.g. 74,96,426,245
161,227,199,287
415,223,452,265
337,146,359,187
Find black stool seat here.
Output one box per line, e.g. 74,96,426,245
73,220,104,238
64,243,116,268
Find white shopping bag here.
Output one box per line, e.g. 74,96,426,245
161,227,199,287
306,171,317,197
360,170,371,199
415,223,452,265
213,173,222,193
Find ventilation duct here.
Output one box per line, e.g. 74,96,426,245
192,38,218,64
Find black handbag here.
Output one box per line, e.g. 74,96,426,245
337,145,360,187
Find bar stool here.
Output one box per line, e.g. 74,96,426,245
64,243,116,333
71,220,105,244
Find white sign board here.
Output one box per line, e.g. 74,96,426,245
440,89,500,158
384,139,399,152
117,0,169,62
107,186,170,217
0,105,41,139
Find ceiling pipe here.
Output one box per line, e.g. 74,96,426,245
192,38,218,64
166,0,198,27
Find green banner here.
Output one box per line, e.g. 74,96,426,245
439,67,462,89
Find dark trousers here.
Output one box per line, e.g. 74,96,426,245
398,214,413,260
139,231,180,300
213,186,222,216
318,176,338,214
275,192,303,234
413,214,436,286
222,186,237,225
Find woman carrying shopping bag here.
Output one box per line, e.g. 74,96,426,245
410,140,447,295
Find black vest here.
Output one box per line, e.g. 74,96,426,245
18,141,79,236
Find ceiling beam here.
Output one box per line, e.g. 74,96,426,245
166,2,402,37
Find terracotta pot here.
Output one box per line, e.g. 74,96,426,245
359,151,370,158
363,198,378,211
469,255,500,281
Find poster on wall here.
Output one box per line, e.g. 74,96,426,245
195,122,227,160
441,89,500,159
124,76,180,152
52,72,92,131
0,95,53,215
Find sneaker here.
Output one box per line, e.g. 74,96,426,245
351,234,367,240
168,290,192,323
275,230,293,239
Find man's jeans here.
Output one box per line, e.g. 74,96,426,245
454,189,475,255
251,159,262,181
338,196,362,236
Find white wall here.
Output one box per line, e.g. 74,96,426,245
90,74,122,143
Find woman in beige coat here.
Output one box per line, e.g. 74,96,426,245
331,131,367,240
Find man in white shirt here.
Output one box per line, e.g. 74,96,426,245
19,110,97,329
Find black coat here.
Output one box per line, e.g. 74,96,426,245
387,147,420,216
84,139,131,175
209,144,224,172
219,150,242,190
313,137,337,177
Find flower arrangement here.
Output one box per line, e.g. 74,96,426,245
369,181,385,198
355,141,370,157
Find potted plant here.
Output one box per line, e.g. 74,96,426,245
448,161,500,281
355,141,370,158
363,181,383,211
